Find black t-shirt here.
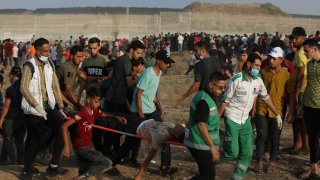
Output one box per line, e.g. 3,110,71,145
195,56,222,90
5,80,24,120
106,54,132,104
195,100,209,123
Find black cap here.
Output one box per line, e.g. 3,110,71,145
156,50,175,64
290,27,306,38
10,65,22,76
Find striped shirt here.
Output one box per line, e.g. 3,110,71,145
20,59,64,109
304,59,320,108
257,67,292,118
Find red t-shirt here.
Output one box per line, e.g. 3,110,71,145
5,43,13,56
72,107,102,149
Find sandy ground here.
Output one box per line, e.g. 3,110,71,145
0,52,310,179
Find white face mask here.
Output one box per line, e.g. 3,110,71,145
38,55,48,62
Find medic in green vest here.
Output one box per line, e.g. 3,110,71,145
184,72,228,180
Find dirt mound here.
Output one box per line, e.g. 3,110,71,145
183,2,289,17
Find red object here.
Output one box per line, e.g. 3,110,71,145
72,108,102,149
65,49,70,61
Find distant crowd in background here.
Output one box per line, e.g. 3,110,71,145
0,27,319,180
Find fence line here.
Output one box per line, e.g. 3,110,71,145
0,13,319,41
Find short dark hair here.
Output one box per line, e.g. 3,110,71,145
150,51,156,58
270,40,285,50
86,87,101,98
34,38,49,50
195,41,210,53
247,53,262,64
70,45,83,56
88,37,101,45
209,72,228,83
132,57,145,68
250,44,262,54
303,38,320,49
128,40,145,51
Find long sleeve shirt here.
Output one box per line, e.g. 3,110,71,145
20,59,64,109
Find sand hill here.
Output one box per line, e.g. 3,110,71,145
0,2,288,17
184,2,289,16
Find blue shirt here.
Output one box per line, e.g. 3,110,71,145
130,67,161,114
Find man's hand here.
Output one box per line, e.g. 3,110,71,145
63,146,70,158
115,116,127,125
276,115,283,130
35,105,47,120
59,108,67,118
97,76,108,83
210,145,220,161
286,113,294,124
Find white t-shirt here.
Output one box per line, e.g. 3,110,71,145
137,119,174,150
178,35,184,44
13,46,18,58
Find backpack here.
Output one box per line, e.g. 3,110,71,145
23,59,55,77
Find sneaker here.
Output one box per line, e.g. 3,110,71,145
20,171,39,180
160,166,178,176
77,171,94,180
46,165,69,176
105,166,121,176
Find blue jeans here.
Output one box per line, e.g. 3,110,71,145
178,43,183,52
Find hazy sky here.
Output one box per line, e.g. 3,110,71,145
1,0,319,16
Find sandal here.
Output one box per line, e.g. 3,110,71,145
298,169,318,179
255,162,263,173
266,162,276,173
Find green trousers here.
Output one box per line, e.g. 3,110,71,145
222,117,253,180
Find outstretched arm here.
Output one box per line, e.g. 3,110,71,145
61,117,76,158
134,148,158,180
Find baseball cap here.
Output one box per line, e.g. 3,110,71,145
156,50,175,64
10,65,22,76
269,47,284,58
290,27,306,38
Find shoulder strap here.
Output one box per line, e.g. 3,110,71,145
23,61,35,75
48,59,55,72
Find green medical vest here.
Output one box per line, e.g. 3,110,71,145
184,90,220,150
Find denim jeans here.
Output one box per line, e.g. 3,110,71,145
75,147,112,175
254,115,280,162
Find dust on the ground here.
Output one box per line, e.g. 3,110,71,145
0,52,308,179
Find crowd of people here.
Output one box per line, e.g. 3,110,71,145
0,26,319,180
